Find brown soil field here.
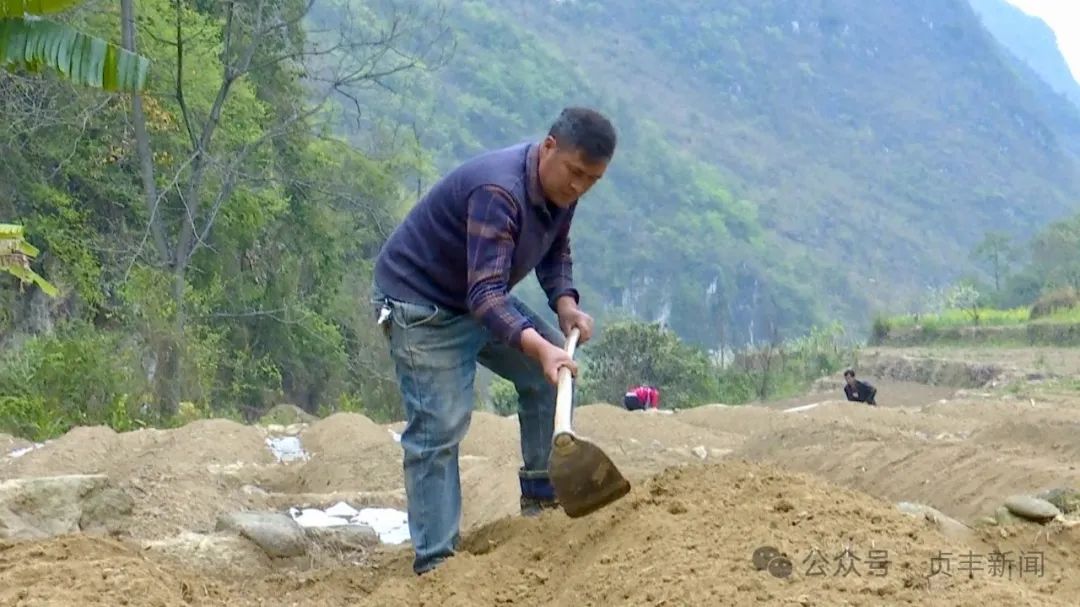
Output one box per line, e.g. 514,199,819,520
2,348,1077,606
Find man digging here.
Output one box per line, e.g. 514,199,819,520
370,107,617,575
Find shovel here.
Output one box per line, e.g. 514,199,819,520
547,327,632,518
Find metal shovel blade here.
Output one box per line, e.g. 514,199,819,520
548,432,632,518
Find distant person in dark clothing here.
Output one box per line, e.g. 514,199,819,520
843,369,877,406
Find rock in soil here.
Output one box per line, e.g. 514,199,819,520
215,511,308,558
0,474,131,540
1004,495,1062,522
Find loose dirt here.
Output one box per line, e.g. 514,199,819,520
284,412,404,494
0,432,31,455
2,461,1076,606
1,348,1079,605
0,534,214,607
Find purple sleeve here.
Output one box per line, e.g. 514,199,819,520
465,185,535,349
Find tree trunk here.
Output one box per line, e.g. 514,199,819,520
120,0,170,265
121,0,181,417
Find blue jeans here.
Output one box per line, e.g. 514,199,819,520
370,282,566,574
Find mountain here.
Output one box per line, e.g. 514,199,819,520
967,0,1080,110
314,0,1080,349
965,0,1080,159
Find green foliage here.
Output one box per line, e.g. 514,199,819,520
1029,215,1080,292
969,231,1017,292
872,301,1080,348
0,321,150,440
1030,288,1080,320
883,307,1030,330
0,223,57,296
0,0,423,438
577,320,719,410
8,0,1080,440
0,1,83,16
487,376,518,416
881,213,1080,343
22,185,100,305
327,0,826,349
573,319,852,409
345,0,1080,349
0,0,149,92
871,315,891,344
718,322,854,402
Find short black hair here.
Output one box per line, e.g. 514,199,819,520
548,106,617,163
843,369,855,378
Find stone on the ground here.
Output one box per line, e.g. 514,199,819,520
305,524,380,553
79,487,134,533
691,445,708,459
896,501,972,540
1036,487,1080,514
0,474,131,540
1003,495,1061,522
143,531,272,572
216,511,308,558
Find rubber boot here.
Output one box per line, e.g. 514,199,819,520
519,472,560,517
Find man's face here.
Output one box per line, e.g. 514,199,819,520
537,136,608,207
845,375,855,386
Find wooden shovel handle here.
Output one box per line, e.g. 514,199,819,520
553,327,580,438
564,327,580,356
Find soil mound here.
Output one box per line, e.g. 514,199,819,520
132,419,275,472
345,460,1074,606
574,403,744,448
1,420,281,540
3,389,1080,606
673,403,783,436
0,534,212,606
714,398,1080,522
2,420,273,481
288,413,403,493
461,411,520,461
302,412,391,455
1,425,119,478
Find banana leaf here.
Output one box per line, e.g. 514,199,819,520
0,16,149,91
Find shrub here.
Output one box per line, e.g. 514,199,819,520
1030,287,1080,320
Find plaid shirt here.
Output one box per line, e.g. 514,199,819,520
373,141,579,350
466,144,578,348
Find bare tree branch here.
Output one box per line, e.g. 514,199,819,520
174,0,199,150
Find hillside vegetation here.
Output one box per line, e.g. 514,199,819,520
968,0,1080,111
3,0,1080,436
317,0,1080,350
